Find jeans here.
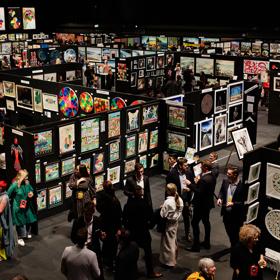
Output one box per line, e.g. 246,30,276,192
16,224,31,238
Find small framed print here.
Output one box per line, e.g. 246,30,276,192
246,182,260,204
150,153,159,168
228,102,243,126
126,107,140,133
200,118,213,151
228,81,244,104
93,151,104,174
61,156,76,177
80,118,99,153
167,131,186,153
266,162,280,200
34,129,53,157
95,173,105,192
59,123,75,155
138,58,145,69
137,78,145,90
214,114,227,146
142,103,159,125
45,162,59,182
214,88,227,114
33,88,43,113
48,185,63,208
245,201,259,224
248,162,261,184
273,76,280,92
131,72,137,87
109,139,120,163
138,69,144,78
149,129,158,150
126,134,137,158
139,154,147,169
80,158,91,174
16,85,34,110
146,56,155,71
138,130,148,153
168,105,186,128
124,158,136,175
37,189,47,211
3,81,15,98
107,165,121,185
43,93,58,112
108,111,121,139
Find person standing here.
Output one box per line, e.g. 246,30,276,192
217,165,245,248
208,152,219,178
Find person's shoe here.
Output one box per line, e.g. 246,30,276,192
27,234,32,239
18,239,25,246
200,241,211,249
185,246,200,252
160,263,174,269
147,272,163,278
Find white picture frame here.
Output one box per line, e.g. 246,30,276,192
59,123,75,155
214,114,227,146
245,201,259,224
273,76,280,92
42,93,58,112
214,88,227,114
107,165,120,185
246,182,260,204
266,163,280,200
248,162,261,184
199,118,213,151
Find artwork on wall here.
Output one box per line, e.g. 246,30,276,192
61,156,76,177
142,104,158,125
245,201,259,223
107,166,120,185
22,7,36,30
228,102,243,125
180,56,195,71
59,123,75,155
215,59,235,77
126,107,140,133
42,93,58,112
79,92,93,113
137,78,145,90
139,154,147,169
6,99,14,111
59,87,79,118
117,62,128,81
124,158,136,175
108,111,121,138
214,88,227,113
126,135,137,158
93,151,104,174
45,162,59,182
200,118,213,151
0,8,6,31
109,139,120,163
195,57,214,75
201,93,213,116
150,153,159,168
131,72,137,87
8,7,22,30
246,182,260,204
81,118,99,153
167,131,186,153
266,163,280,200
16,85,33,110
243,59,269,75
35,161,41,184
247,162,261,184
149,129,158,150
146,56,155,71
231,127,253,160
228,81,243,104
138,130,148,153
157,55,164,69
273,77,280,92
44,72,57,82
227,124,243,144
37,189,47,211
94,97,109,113
214,114,227,145
34,130,53,157
265,209,280,241
111,97,126,111
80,158,91,174
48,185,62,208
33,88,43,113
3,81,15,98
95,173,105,192
163,151,170,171
193,163,202,177
168,105,186,128
138,69,144,78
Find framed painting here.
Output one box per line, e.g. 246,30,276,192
0,8,5,31
61,156,76,177
37,189,47,211
138,58,145,69
149,129,158,150
108,111,121,139
214,88,227,114
109,139,120,163
45,162,59,182
124,158,137,175
126,135,137,158
93,151,104,174
228,81,244,104
195,57,214,75
231,127,253,160
42,93,58,112
93,97,109,113
168,105,186,128
16,85,33,110
95,173,105,192
248,162,261,184
131,72,137,87
59,123,75,155
126,107,140,133
137,78,145,90
266,163,280,200
167,131,186,153
227,124,243,144
34,129,53,157
157,55,164,69
8,7,22,30
150,153,159,168
163,152,170,171
79,158,91,174
33,88,43,113
273,77,280,92
243,59,269,75
214,114,227,146
48,185,63,208
139,154,147,169
142,103,159,125
146,56,155,71
22,7,36,30
107,166,120,185
138,69,144,78
200,118,213,151
245,201,259,224
228,102,243,125
80,118,99,153
246,182,260,204
44,72,57,82
138,130,148,153
180,56,195,71
215,59,235,77
200,93,214,117
35,161,41,184
3,81,15,98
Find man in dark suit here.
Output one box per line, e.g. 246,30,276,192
217,165,245,248
187,160,217,252
166,157,194,241
124,163,153,210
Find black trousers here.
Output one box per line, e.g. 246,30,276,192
182,204,192,236
223,213,242,248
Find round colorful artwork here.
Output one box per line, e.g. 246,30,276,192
59,87,79,117
110,97,127,110
79,92,93,113
130,100,146,106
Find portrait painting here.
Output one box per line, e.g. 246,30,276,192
248,162,261,184
146,56,155,71
266,163,280,200
200,118,213,151
246,182,260,204
214,88,227,113
214,114,227,146
138,58,145,69
273,77,280,92
245,201,259,224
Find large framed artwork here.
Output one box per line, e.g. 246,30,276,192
108,111,121,138
228,81,243,104
215,59,235,77
61,156,76,177
48,185,62,208
126,107,140,133
22,7,36,30
93,151,104,174
138,130,148,153
80,118,99,153
214,114,227,146
33,88,43,113
245,201,259,224
126,135,137,158
0,8,6,31
149,129,158,150
107,166,121,185
59,123,75,155
16,85,33,110
124,158,136,175
214,88,227,114
168,105,186,128
231,127,253,160
195,57,214,75
45,162,59,182
80,158,91,174
200,118,213,151
59,87,79,117
266,163,280,200
142,103,158,125
109,139,120,163
247,162,261,184
265,210,280,241
243,59,269,75
42,93,58,112
37,189,47,211
246,182,260,204
180,56,195,71
3,81,15,98
167,131,186,153
34,130,53,157
273,77,280,92
228,102,243,125
8,7,22,30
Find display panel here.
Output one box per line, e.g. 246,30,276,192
34,130,53,157
80,118,99,153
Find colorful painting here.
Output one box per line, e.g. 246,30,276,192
37,189,47,211
95,174,105,192
149,129,158,149
130,100,145,106
124,158,136,174
34,130,53,157
109,140,120,163
243,59,269,75
228,81,243,103
108,111,121,138
139,155,147,169
35,161,41,184
167,131,186,152
127,107,140,133
138,130,148,153
16,85,33,110
157,55,165,69
33,88,43,113
8,7,22,30
81,118,99,153
0,8,6,31
168,105,186,128
142,104,158,125
59,123,75,155
200,118,213,151
80,158,91,174
195,57,214,75
214,88,227,113
79,92,93,113
107,166,120,185
117,63,128,81
93,151,104,174
215,59,235,77
48,185,62,208
111,97,126,110
214,114,227,146
94,97,109,113
42,93,58,112
59,87,79,117
126,135,137,158
22,7,36,30
3,81,15,98
45,162,59,182
61,156,76,176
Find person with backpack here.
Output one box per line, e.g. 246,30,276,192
185,258,216,280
